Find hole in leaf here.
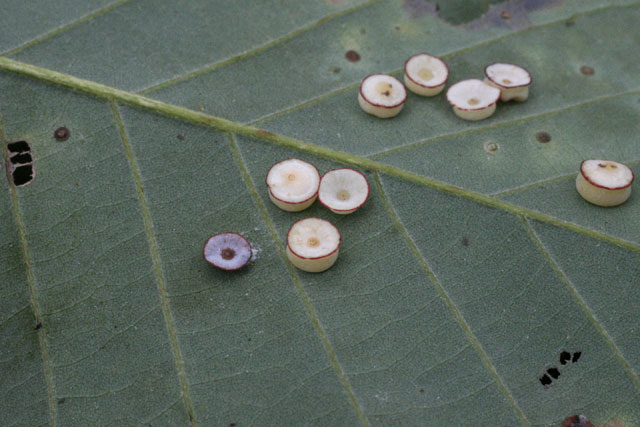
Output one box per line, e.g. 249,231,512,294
547,367,560,379
539,374,552,387
10,152,32,165
572,351,581,363
7,140,30,154
11,165,34,187
560,351,571,365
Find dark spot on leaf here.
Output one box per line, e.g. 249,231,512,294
547,367,560,379
461,237,470,247
572,351,581,363
419,388,424,393
58,398,66,405
189,413,194,422
247,337,251,341
230,423,236,427
177,134,185,140
536,131,551,143
500,10,511,19
395,25,401,30
580,66,594,76
539,373,552,387
560,351,571,365
345,50,360,62
54,127,70,141
382,90,390,96
331,66,341,74
565,18,575,27
35,322,42,330
11,165,34,187
598,163,606,168
7,140,30,154
562,415,594,427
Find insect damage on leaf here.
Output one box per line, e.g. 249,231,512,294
5,140,35,187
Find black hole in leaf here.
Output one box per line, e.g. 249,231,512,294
7,140,30,154
539,374,552,387
12,165,34,186
547,367,560,379
10,152,32,164
572,351,581,363
560,351,571,365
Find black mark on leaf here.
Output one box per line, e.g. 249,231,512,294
560,351,571,365
572,351,581,363
35,322,42,330
461,237,470,247
58,398,66,405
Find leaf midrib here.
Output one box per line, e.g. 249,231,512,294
0,56,637,255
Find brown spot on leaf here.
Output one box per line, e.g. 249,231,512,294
257,129,276,139
330,66,341,74
561,415,594,427
580,65,595,75
35,322,42,330
54,127,70,141
536,131,551,143
177,134,185,140
345,50,361,62
500,10,511,19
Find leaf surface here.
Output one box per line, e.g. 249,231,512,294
1,1,639,426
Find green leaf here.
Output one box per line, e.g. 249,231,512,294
1,0,639,426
